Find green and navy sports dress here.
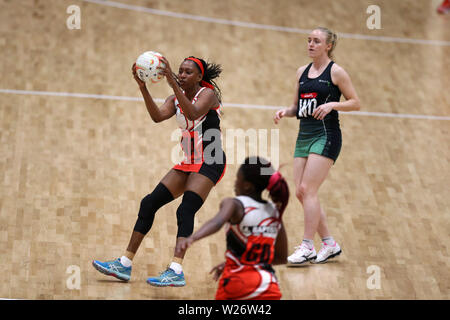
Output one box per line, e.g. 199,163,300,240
294,61,342,162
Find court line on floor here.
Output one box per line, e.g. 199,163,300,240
1,88,449,121
81,0,450,47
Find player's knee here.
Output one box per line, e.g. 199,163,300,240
138,193,155,219
134,183,174,235
134,194,157,235
176,208,195,238
137,183,173,219
176,191,204,238
298,183,316,199
295,187,304,203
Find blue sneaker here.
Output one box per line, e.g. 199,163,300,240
147,267,186,287
92,258,131,282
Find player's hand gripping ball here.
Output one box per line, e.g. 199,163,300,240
135,51,166,84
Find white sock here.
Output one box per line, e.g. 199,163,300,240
322,236,335,246
169,262,183,274
302,239,314,250
120,256,132,268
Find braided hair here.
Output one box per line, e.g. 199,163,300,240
239,156,290,215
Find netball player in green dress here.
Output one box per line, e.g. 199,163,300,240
274,27,361,265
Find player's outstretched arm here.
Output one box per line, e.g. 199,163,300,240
175,198,244,255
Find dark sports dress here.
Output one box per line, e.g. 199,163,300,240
173,87,226,184
294,61,342,162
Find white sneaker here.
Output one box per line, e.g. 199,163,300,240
314,241,342,263
287,244,317,265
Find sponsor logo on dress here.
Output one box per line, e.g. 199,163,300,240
298,92,318,117
318,79,331,86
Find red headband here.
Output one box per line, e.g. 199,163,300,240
185,57,204,76
185,57,214,90
266,171,282,191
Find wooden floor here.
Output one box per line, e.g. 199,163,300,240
0,0,449,300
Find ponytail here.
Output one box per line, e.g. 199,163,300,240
315,27,338,60
266,171,290,215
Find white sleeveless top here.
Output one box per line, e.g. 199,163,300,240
174,87,221,132
228,196,281,245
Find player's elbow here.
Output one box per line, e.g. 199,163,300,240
353,98,361,111
148,112,163,123
153,117,165,124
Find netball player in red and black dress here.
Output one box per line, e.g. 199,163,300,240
92,56,226,287
177,157,289,300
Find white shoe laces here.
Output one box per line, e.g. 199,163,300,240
292,244,311,255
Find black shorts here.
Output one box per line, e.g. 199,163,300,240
173,151,226,185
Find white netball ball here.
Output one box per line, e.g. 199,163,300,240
135,51,166,84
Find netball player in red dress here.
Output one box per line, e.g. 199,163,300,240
92,55,226,287
176,156,289,300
